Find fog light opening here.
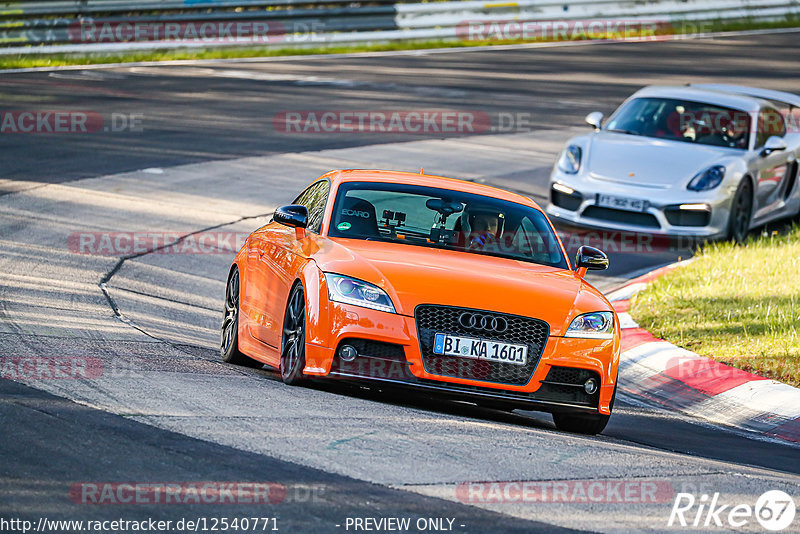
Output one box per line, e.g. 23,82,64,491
584,378,598,395
339,345,358,362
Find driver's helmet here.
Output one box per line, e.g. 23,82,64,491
462,207,505,237
719,115,748,148
722,117,745,138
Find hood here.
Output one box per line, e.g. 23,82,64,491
315,238,611,336
586,132,732,188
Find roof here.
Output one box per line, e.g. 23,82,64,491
690,84,800,108
325,169,541,209
630,85,764,112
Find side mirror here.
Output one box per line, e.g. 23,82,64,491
761,136,787,157
585,111,604,130
274,204,308,229
575,246,609,271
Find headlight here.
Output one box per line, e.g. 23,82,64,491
565,312,614,339
324,273,396,313
557,145,582,174
687,165,725,191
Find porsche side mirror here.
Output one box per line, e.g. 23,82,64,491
274,204,308,229
585,111,604,131
575,246,609,271
761,136,787,157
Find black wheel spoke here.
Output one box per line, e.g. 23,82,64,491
220,268,261,368
729,182,752,242
221,270,240,354
281,285,306,384
284,337,296,357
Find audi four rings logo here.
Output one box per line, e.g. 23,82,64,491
459,312,508,333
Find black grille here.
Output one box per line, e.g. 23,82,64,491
414,305,549,386
340,338,406,361
331,338,414,380
664,207,711,227
551,188,583,211
582,206,661,228
535,366,600,405
546,366,591,384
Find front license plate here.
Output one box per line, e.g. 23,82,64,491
596,193,649,213
433,333,527,366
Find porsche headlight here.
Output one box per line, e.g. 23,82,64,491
557,145,582,174
687,165,726,191
324,273,396,313
565,312,614,339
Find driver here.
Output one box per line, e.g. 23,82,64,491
467,209,504,250
720,117,748,148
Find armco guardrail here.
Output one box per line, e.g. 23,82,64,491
1,0,799,55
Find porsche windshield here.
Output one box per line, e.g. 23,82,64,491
328,182,568,269
605,97,751,149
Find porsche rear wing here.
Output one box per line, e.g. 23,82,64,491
691,84,800,109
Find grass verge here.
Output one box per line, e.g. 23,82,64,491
1,16,799,70
630,225,800,387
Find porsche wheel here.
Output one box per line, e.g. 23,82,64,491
280,283,307,385
727,179,753,243
552,412,610,435
221,267,261,368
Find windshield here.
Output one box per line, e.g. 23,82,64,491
327,182,568,269
605,97,751,149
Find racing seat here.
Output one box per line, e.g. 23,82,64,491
664,111,686,139
338,196,379,237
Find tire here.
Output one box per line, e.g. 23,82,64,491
553,379,616,435
280,283,307,385
727,179,753,243
793,163,800,221
552,412,610,435
221,267,262,368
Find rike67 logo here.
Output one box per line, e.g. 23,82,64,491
669,490,796,531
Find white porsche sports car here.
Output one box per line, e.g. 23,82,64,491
547,84,800,241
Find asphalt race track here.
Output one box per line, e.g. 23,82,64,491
2,31,800,533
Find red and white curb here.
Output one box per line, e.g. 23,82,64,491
607,261,800,445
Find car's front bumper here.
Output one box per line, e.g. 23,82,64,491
304,302,620,415
546,170,733,239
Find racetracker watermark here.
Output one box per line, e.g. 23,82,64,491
274,108,800,136
664,356,751,382
67,231,249,255
675,109,800,136
1,357,103,380
332,352,499,381
457,480,674,503
0,111,143,134
2,517,280,533
558,229,704,255
273,110,492,134
69,482,287,505
457,19,673,42
69,20,288,44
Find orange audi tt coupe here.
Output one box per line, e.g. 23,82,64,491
221,170,620,434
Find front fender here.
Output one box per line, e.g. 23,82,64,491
300,261,329,348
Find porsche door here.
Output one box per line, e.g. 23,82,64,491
753,107,795,219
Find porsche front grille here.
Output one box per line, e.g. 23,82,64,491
414,305,549,386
